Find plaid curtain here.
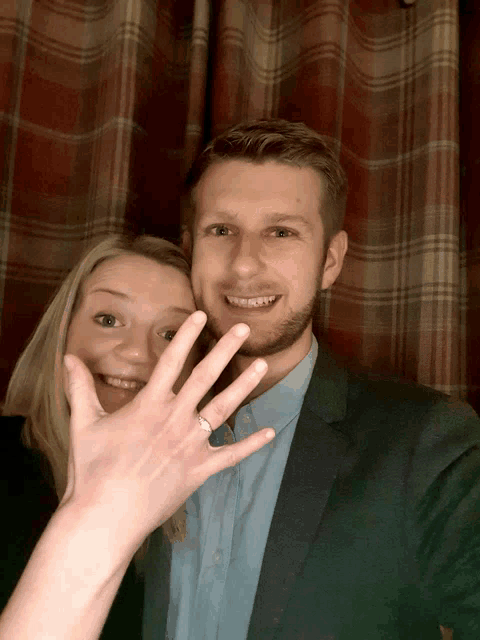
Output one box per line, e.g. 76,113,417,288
1,0,477,413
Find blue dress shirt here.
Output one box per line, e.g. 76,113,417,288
162,335,319,640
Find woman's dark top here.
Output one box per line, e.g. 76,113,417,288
0,415,144,638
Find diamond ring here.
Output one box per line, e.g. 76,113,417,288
197,414,213,434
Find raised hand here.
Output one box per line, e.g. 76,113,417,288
61,310,274,557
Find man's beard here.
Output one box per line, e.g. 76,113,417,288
204,275,324,358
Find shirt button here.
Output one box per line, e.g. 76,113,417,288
242,413,251,423
213,551,222,564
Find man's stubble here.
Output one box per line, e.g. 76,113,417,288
201,265,326,359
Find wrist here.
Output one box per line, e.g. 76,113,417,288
52,500,139,579
0,500,136,640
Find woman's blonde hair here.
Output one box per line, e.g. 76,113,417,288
2,234,193,554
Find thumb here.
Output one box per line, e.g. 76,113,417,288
64,354,105,427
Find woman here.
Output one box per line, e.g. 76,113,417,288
0,235,273,639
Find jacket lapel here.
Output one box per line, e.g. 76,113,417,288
247,344,350,640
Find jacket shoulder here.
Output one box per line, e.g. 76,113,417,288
342,369,480,445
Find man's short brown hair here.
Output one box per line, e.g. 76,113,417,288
183,119,348,245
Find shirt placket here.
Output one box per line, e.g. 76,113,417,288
192,426,240,640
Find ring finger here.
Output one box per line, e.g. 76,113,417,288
194,357,268,432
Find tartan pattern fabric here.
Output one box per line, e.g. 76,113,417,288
0,0,477,412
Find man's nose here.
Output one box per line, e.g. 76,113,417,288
230,233,264,277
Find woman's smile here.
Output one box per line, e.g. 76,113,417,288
95,373,146,392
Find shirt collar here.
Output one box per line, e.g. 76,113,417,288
244,334,319,436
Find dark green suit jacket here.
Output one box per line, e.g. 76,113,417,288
143,345,480,639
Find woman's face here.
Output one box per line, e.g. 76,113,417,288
66,254,197,413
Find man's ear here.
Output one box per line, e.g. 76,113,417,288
182,229,192,260
321,230,348,290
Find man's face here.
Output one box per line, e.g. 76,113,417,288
188,160,333,358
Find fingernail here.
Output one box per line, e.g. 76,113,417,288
234,323,250,337
192,310,207,325
254,359,267,373
265,429,275,440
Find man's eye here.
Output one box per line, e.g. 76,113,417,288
95,314,121,328
159,329,177,341
272,228,293,238
210,225,231,236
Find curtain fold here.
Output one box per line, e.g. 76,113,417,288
1,0,477,413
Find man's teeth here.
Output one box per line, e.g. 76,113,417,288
103,376,145,391
226,295,277,308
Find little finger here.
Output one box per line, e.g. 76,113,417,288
201,428,276,478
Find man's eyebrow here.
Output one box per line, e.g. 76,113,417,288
202,210,239,222
266,213,314,231
203,211,314,231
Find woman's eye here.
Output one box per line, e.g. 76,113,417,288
159,329,177,341
95,314,120,328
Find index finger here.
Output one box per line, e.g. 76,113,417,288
142,310,207,397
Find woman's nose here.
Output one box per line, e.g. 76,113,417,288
115,328,155,363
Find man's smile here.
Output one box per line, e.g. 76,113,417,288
225,295,279,309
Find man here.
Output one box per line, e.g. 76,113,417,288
142,120,480,639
